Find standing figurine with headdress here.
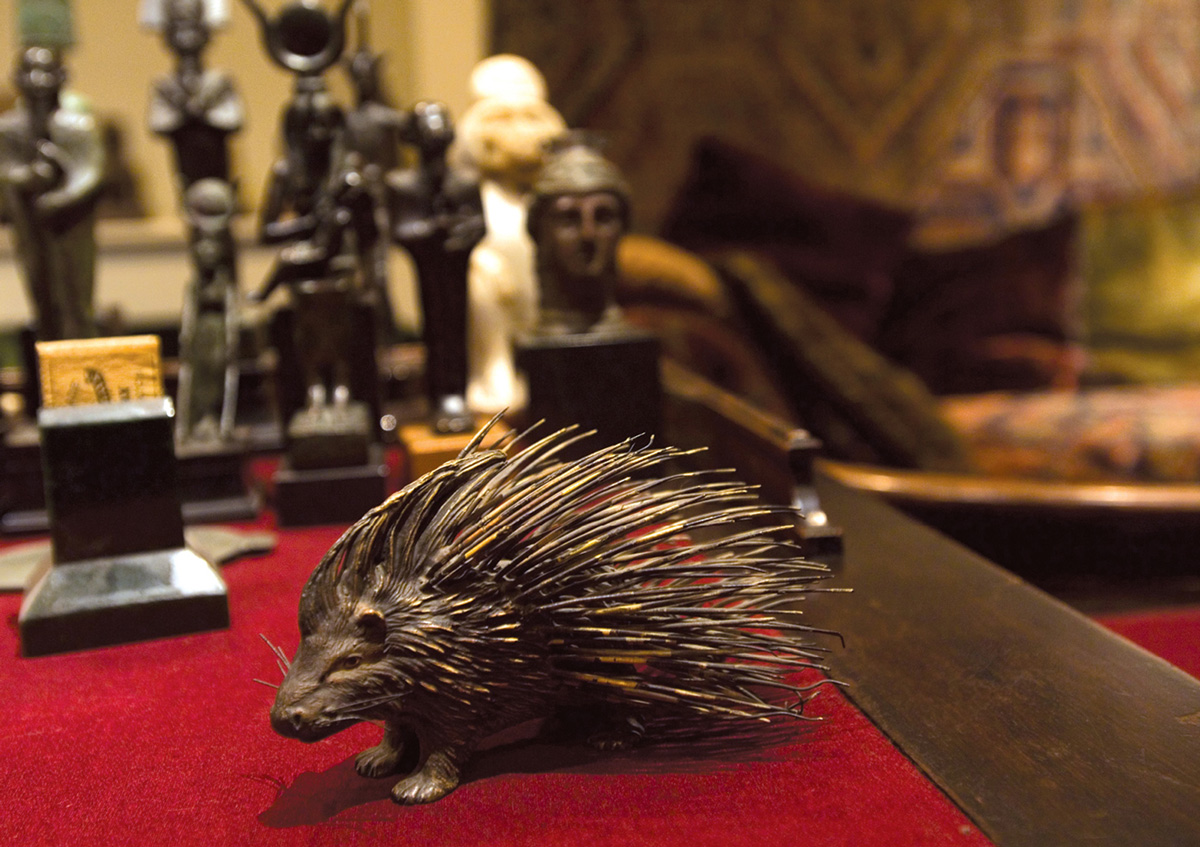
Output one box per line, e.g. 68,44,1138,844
253,152,376,415
0,0,104,342
239,0,353,246
145,0,243,193
389,101,485,435
341,0,406,178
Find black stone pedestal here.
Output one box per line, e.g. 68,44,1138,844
18,398,229,656
2,429,262,533
516,328,661,456
787,430,844,560
176,441,261,524
1,419,47,534
286,402,373,471
19,548,229,656
274,443,389,527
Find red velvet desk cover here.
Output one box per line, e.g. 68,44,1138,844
1095,605,1200,681
1,517,1000,847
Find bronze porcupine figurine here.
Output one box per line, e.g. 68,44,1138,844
267,421,840,805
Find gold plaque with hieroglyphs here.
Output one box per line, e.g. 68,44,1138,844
36,336,164,408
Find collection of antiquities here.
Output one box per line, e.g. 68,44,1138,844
1,0,839,798
0,0,675,653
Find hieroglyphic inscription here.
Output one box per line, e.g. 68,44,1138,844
36,336,165,408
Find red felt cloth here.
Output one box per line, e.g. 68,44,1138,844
1097,605,1200,681
2,517,993,847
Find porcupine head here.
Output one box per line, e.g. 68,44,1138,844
268,427,838,805
269,521,547,801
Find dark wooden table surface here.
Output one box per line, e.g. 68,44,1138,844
661,362,1200,846
807,477,1200,847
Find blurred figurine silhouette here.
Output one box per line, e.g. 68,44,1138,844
341,1,406,177
176,177,239,444
239,0,353,245
0,43,104,342
456,54,565,413
389,101,485,434
147,0,244,192
254,155,376,415
341,0,407,340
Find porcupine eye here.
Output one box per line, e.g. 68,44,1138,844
339,655,362,670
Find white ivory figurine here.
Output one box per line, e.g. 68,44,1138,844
454,55,566,412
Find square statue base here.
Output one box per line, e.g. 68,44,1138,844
516,328,661,458
177,441,261,524
397,417,512,482
1,419,47,535
18,547,229,657
274,444,389,527
286,402,372,471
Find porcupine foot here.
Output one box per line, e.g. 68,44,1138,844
356,726,415,778
356,741,402,778
390,749,461,805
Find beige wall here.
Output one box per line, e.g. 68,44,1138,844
1,0,485,327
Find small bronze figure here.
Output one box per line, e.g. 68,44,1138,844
527,137,630,336
148,0,244,191
176,177,239,444
258,78,344,245
389,102,485,434
341,2,406,178
0,45,104,341
517,137,661,453
267,422,838,804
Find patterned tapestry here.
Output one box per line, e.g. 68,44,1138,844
493,0,1200,248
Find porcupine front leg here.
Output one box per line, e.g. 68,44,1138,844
390,745,466,805
355,724,413,779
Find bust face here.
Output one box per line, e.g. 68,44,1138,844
541,191,624,279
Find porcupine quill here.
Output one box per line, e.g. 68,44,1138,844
265,418,844,804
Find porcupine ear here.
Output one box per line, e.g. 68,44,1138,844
354,608,387,643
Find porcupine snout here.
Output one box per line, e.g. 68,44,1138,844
270,653,353,742
270,688,352,742
269,701,311,737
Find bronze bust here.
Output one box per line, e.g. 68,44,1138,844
527,139,630,336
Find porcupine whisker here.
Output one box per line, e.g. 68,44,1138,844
258,634,292,681
253,678,281,689
336,691,409,716
259,633,292,671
